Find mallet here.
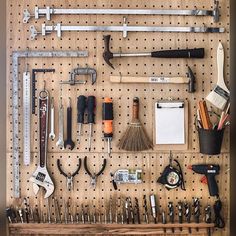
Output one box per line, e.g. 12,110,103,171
103,35,204,69
110,66,196,93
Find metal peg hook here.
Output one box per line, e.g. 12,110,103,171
169,151,173,166
43,80,46,91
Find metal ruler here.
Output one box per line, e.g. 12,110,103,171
23,1,220,23
23,71,31,166
12,50,88,198
30,21,225,40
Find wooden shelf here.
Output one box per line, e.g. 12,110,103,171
9,223,215,235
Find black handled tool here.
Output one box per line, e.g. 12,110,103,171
87,96,96,151
84,156,106,189
64,98,75,150
205,205,212,236
143,195,149,224
188,164,220,197
193,198,200,231
168,202,174,233
103,35,205,69
77,95,86,144
178,201,183,231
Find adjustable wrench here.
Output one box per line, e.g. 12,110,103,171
49,97,55,140
29,89,54,198
56,98,64,150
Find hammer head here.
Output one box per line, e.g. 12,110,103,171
187,66,196,93
103,35,115,69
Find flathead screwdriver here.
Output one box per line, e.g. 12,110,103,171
87,96,96,151
102,97,113,156
77,95,86,144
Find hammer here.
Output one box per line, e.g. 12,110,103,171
103,35,204,69
110,66,196,93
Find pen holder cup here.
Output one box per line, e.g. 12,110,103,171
198,128,224,155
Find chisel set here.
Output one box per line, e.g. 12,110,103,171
7,0,230,235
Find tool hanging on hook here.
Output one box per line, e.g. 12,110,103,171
84,156,107,189
157,151,186,190
103,35,205,69
57,159,82,191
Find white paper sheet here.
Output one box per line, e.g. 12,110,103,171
155,101,185,144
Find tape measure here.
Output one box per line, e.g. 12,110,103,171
23,72,31,166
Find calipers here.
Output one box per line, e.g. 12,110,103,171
23,1,220,23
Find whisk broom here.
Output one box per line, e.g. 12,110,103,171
118,97,153,151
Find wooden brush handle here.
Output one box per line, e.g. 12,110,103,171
133,97,139,120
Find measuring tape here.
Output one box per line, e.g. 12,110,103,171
12,50,88,198
23,72,31,166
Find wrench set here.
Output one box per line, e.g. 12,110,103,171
7,0,229,235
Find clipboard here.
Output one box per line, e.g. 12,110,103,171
154,100,188,150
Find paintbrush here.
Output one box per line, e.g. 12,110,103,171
118,97,153,151
206,43,229,110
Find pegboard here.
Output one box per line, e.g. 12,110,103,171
6,0,230,235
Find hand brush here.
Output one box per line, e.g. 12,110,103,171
206,43,229,110
118,97,153,151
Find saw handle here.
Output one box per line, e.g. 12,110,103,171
132,97,139,120
151,48,204,58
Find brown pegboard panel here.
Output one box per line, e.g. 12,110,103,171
6,0,230,235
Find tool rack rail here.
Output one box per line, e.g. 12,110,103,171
9,223,215,235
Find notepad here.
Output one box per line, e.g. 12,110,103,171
155,100,185,145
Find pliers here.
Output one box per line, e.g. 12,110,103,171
57,159,82,191
84,156,107,189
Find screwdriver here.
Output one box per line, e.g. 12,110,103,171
102,97,113,156
77,95,86,144
87,96,96,151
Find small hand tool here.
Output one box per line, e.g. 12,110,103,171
110,172,118,190
134,197,140,224
23,198,30,223
6,207,14,223
29,88,55,198
193,198,200,231
49,97,55,140
109,196,113,223
34,206,40,223
84,156,107,189
162,211,167,233
168,202,174,233
178,201,183,231
87,96,96,151
57,159,82,191
102,97,114,156
77,95,86,144
143,195,149,224
128,197,135,224
205,205,212,236
150,194,157,224
17,207,24,223
86,205,91,224
56,97,65,149
60,65,97,85
125,198,130,224
118,97,153,151
103,35,205,69
81,204,85,224
184,202,191,233
64,98,75,150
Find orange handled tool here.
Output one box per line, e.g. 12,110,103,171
102,97,113,156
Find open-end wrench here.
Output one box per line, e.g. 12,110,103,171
29,89,55,198
64,98,75,150
49,97,55,140
56,98,64,150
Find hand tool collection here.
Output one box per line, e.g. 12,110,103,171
9,0,228,234
6,194,217,234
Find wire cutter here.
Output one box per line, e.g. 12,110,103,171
84,156,107,189
57,159,82,191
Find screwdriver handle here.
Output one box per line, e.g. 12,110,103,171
77,95,86,123
87,96,96,124
102,97,113,137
